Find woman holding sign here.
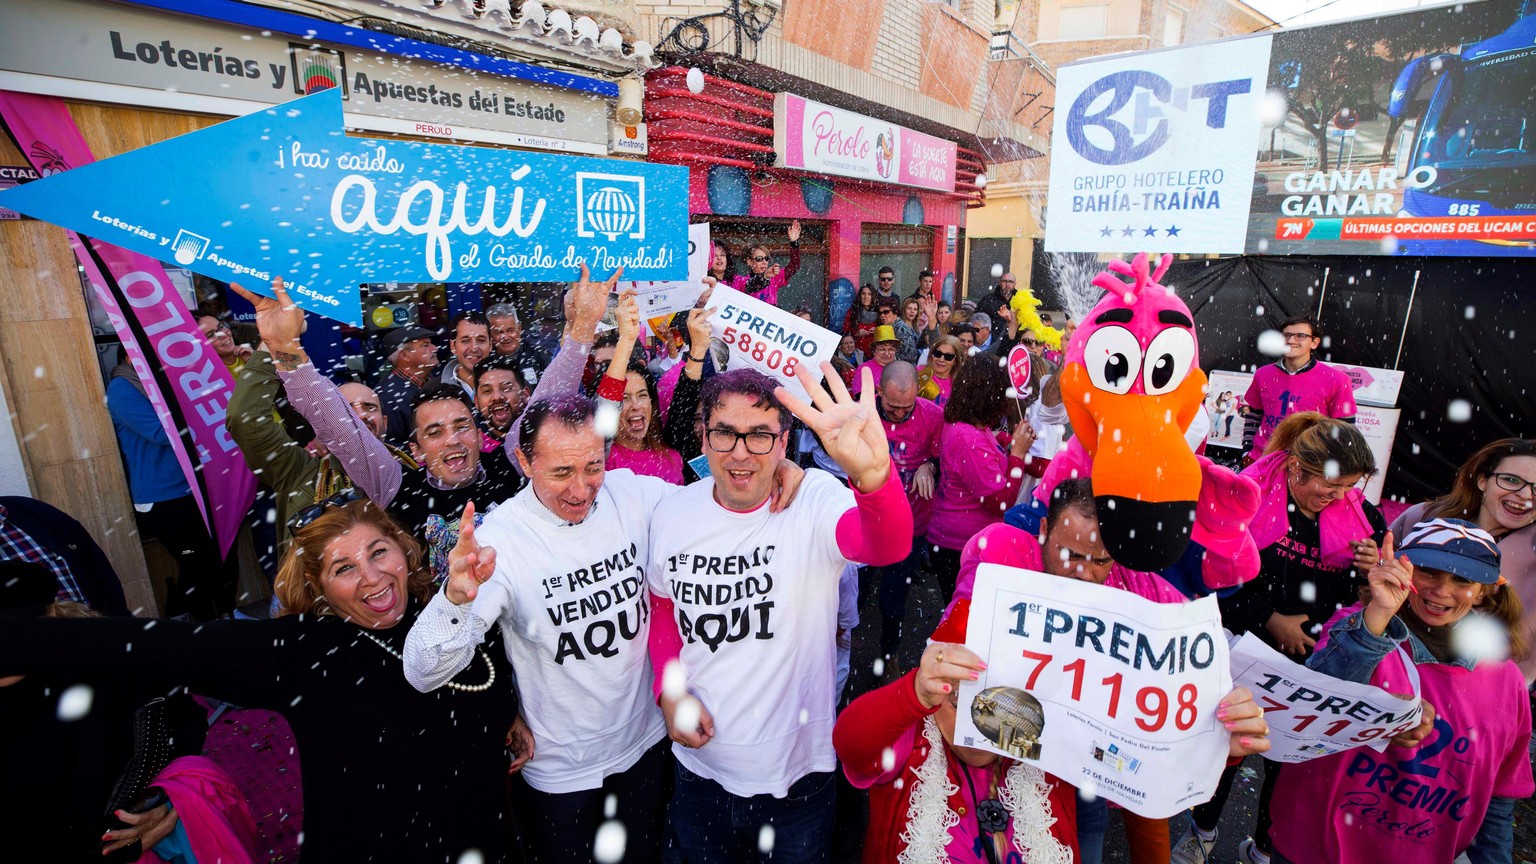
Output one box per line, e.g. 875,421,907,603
1388,438,1536,685
1175,412,1386,864
1268,519,1532,864
836,478,1273,864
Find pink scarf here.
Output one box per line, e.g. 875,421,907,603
1243,451,1373,567
138,756,257,864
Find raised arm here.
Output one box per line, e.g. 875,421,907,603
227,350,316,497
231,279,404,506
778,362,912,566
506,264,617,462
402,502,508,692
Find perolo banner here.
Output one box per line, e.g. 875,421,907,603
1046,0,1536,257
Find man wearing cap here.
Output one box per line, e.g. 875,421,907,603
1267,517,1533,864
376,325,439,443
852,325,901,396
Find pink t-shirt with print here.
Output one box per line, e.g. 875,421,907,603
1269,606,1534,864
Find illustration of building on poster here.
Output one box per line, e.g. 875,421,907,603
953,564,1233,819
1229,633,1423,764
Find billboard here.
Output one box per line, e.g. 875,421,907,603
773,93,958,193
1047,0,1536,257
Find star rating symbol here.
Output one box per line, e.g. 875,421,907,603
1166,225,1182,237
1121,226,1136,237
1143,225,1158,237
1100,226,1114,238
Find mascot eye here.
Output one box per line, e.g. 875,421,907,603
1082,326,1143,395
1142,328,1196,395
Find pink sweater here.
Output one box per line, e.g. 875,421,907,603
928,423,1026,551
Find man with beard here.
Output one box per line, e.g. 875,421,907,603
229,266,615,541
472,353,530,453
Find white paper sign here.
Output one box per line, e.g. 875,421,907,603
624,223,712,320
1229,633,1422,764
1045,36,1273,254
1328,362,1404,408
954,564,1233,818
708,285,838,402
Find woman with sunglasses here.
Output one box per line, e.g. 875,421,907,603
917,334,965,407
717,220,801,308
0,497,526,864
1389,438,1536,684
1174,412,1384,864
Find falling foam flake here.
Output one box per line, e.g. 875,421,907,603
594,821,627,864
456,851,484,864
57,684,94,722
758,824,776,854
1447,400,1472,423
1256,330,1286,357
1452,613,1508,664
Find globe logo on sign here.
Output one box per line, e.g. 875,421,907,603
585,186,638,240
576,172,646,241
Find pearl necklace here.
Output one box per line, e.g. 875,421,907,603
356,629,497,693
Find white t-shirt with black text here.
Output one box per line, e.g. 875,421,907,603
647,470,855,797
405,469,673,793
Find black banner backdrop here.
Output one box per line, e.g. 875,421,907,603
1165,255,1535,503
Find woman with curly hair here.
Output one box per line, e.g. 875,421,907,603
0,498,525,864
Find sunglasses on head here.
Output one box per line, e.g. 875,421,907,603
289,488,369,530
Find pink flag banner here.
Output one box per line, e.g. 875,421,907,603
0,89,256,555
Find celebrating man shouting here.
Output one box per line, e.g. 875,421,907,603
648,364,912,863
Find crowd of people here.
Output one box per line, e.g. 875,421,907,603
1,246,1531,864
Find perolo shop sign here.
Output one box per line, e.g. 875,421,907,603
0,89,690,326
773,93,958,193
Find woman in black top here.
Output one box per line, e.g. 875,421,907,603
1178,412,1384,864
0,498,526,864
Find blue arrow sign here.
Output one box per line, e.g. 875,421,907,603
0,88,690,326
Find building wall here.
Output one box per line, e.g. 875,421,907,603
633,0,1047,157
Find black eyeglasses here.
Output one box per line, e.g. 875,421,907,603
1490,472,1536,496
751,256,770,263
878,276,894,281
706,427,781,455
932,350,957,360
289,488,369,530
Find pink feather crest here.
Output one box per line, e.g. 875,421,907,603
1088,252,1174,300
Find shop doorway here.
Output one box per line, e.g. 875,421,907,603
704,218,830,324
966,238,1012,302
860,223,936,301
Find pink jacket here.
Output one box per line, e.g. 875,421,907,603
139,756,257,864
928,423,1025,551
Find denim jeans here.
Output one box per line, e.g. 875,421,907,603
669,764,836,863
1076,792,1108,864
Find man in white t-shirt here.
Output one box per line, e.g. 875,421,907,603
403,392,675,864
648,365,912,863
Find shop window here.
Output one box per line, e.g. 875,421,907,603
1058,4,1108,39
706,218,830,323
860,223,936,300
